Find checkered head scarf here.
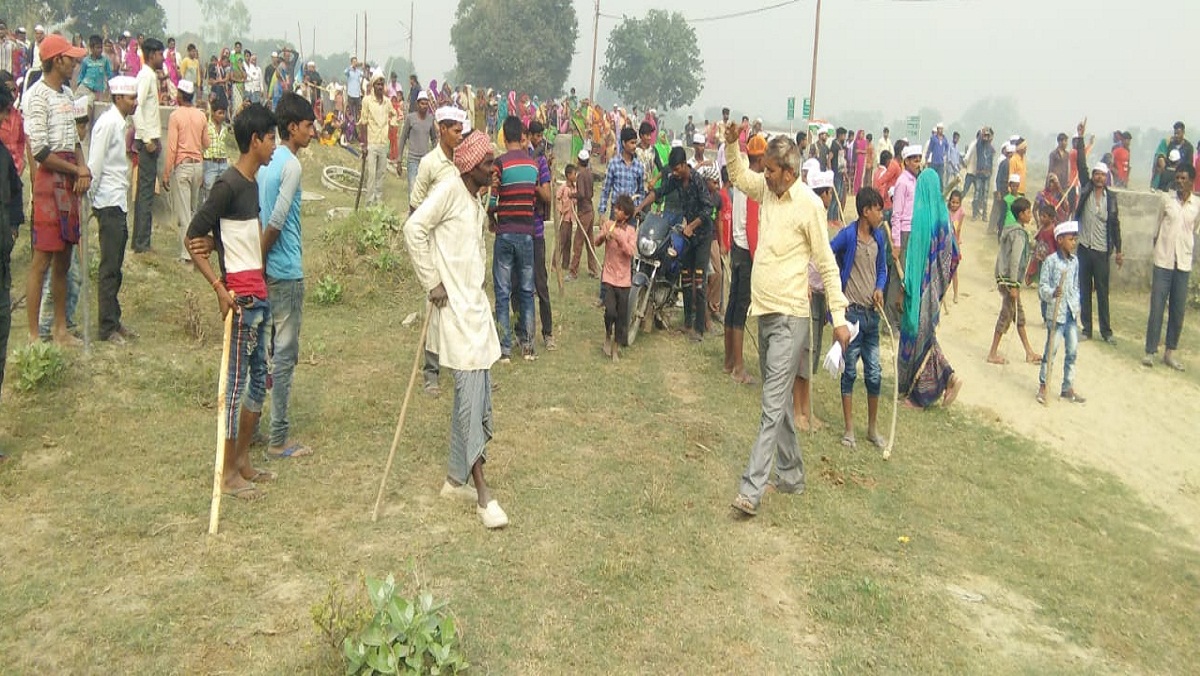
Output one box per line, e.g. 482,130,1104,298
454,131,492,175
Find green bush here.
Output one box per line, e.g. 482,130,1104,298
313,276,344,305
341,575,469,675
12,342,68,391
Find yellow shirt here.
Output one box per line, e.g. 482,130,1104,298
1009,152,1027,194
362,94,397,149
726,145,848,327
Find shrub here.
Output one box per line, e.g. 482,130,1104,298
341,575,469,675
12,342,68,391
313,276,344,305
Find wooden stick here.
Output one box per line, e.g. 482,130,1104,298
207,310,236,535
570,202,599,263
879,308,900,460
371,306,433,522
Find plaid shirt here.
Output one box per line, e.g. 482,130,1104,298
599,154,645,214
203,119,230,160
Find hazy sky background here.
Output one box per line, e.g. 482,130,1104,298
170,0,1197,136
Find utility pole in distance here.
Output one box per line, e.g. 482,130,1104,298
588,0,599,101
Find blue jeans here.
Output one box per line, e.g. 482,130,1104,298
841,306,882,397
493,233,535,356
406,157,421,202
38,253,80,338
1038,314,1078,393
224,298,271,440
201,159,227,206
268,278,304,447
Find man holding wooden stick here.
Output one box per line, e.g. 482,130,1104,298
186,103,279,501
403,130,508,529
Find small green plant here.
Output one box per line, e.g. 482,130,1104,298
341,575,469,675
312,579,372,654
313,275,344,305
12,342,68,391
374,250,402,272
356,205,402,253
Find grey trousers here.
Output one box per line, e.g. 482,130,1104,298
449,369,493,484
366,145,389,205
1145,266,1190,354
739,314,810,505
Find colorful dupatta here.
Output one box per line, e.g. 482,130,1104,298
897,169,960,407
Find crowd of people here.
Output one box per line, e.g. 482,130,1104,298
0,24,1195,528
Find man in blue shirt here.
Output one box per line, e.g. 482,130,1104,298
76,35,111,97
344,56,364,126
259,93,317,459
599,127,645,218
925,122,950,188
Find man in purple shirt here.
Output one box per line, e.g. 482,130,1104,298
925,123,950,188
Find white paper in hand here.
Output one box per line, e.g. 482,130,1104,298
822,321,860,378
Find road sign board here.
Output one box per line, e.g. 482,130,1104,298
906,115,921,139
787,97,795,121
802,97,811,119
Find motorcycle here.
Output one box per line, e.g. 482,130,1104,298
625,212,687,346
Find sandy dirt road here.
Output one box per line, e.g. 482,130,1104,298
930,219,1200,545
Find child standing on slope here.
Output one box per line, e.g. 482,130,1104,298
1037,221,1085,404
593,194,637,362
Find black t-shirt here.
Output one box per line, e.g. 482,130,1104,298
830,139,843,173
187,166,265,297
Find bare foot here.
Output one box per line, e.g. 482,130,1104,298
986,354,1008,365
810,416,826,431
54,332,83,347
731,371,758,385
601,339,612,357
1025,353,1042,364
943,375,963,407
797,415,811,432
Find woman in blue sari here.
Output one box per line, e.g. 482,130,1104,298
897,168,963,408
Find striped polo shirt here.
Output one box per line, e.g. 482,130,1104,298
494,149,538,236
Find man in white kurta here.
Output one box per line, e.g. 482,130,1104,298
403,130,508,529
411,105,468,397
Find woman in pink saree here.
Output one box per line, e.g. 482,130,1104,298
852,130,869,191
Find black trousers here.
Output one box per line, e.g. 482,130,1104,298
602,284,630,346
132,140,159,252
724,244,753,329
0,223,12,399
679,227,712,335
512,235,553,340
1078,245,1112,339
96,206,128,339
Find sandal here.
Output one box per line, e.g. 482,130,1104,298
247,470,277,483
867,433,888,449
840,434,857,449
223,484,265,501
730,494,757,516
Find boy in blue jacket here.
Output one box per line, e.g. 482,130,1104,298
829,186,889,449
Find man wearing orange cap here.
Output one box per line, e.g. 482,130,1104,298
403,130,509,530
22,34,90,345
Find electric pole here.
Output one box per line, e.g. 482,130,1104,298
588,0,599,101
808,0,821,124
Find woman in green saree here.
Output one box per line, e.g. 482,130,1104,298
897,168,964,408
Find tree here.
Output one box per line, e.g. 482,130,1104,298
0,0,165,40
601,10,703,113
72,0,166,38
199,0,250,49
449,0,577,97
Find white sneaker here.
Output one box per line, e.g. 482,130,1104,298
477,500,509,529
439,480,478,502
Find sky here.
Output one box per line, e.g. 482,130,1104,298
169,0,1199,136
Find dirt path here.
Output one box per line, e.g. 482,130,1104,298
932,222,1200,545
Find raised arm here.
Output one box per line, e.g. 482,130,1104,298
723,122,766,203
